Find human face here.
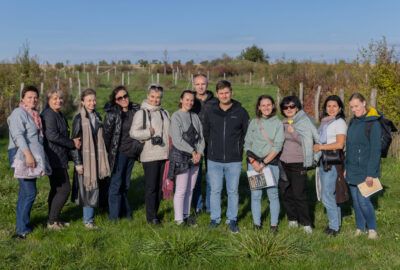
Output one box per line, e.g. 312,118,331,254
147,90,162,106
282,102,298,119
22,91,38,110
48,94,63,112
180,93,194,112
115,90,129,109
193,76,207,95
216,87,232,105
326,100,341,117
258,98,274,117
349,98,367,118
81,94,96,113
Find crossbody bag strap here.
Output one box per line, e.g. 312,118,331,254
257,118,274,146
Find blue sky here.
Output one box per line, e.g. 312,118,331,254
1,0,399,64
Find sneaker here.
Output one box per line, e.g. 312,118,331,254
176,220,184,226
58,221,70,227
148,219,162,226
323,226,338,237
254,224,262,230
270,225,279,234
84,222,98,229
288,220,298,228
303,225,313,234
184,216,198,227
47,222,63,231
209,220,219,229
355,229,365,236
229,220,239,234
194,209,202,216
16,233,27,240
368,230,378,239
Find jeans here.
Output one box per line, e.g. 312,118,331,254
191,159,211,212
207,160,242,224
249,164,280,226
16,178,37,235
174,166,199,221
108,152,134,221
83,207,95,223
349,184,377,232
319,164,341,231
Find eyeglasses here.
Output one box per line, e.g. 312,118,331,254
116,94,129,102
282,104,297,110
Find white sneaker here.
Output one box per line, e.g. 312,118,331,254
84,222,98,229
355,229,365,236
303,225,313,234
368,230,378,239
288,221,298,228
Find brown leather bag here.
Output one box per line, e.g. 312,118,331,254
334,164,349,203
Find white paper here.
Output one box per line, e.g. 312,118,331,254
247,166,276,187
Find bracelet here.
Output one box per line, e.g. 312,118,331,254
250,159,256,164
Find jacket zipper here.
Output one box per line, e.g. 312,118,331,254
358,149,361,166
223,117,226,161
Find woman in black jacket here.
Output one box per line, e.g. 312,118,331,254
41,89,81,230
103,86,140,221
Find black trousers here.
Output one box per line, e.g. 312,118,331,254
142,160,166,221
48,168,71,223
281,162,312,226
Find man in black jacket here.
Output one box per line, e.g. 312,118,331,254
191,74,217,215
203,80,249,233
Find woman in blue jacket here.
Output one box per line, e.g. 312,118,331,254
345,93,381,239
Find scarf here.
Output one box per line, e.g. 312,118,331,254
317,116,336,144
80,107,110,190
19,101,43,137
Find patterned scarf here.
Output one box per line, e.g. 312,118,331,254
317,115,336,144
19,101,43,137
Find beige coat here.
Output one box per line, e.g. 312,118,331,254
130,100,170,162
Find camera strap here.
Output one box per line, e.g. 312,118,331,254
147,109,164,139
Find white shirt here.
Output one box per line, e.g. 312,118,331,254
326,118,347,144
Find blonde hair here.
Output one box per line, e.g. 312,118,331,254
46,89,64,103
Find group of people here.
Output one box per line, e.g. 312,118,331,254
8,74,382,240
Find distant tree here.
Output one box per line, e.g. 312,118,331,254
200,60,209,66
151,59,160,64
55,62,64,69
186,59,194,65
239,45,269,63
138,59,149,67
98,60,108,66
118,60,131,65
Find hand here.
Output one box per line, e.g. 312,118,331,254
343,170,346,179
149,127,155,136
192,151,199,164
263,157,269,164
313,144,321,152
195,153,202,162
25,152,36,168
365,176,374,187
77,168,84,175
253,161,264,173
73,137,81,149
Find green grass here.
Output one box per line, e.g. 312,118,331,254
1,84,400,269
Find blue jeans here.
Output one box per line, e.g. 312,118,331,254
191,159,211,212
249,164,280,226
349,185,377,232
83,207,95,223
16,178,37,235
319,164,341,231
207,160,242,224
108,152,134,220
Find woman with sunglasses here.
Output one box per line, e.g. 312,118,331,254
279,96,320,234
103,86,140,221
130,84,170,225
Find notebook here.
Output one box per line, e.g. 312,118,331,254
357,178,383,197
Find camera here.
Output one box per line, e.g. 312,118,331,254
151,136,163,146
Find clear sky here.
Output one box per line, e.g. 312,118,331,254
1,0,399,64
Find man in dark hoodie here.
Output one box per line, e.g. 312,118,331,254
203,80,249,233
191,74,217,215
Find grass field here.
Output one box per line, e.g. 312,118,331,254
1,84,400,269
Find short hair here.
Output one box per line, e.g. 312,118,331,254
109,85,128,107
147,83,164,98
81,88,96,101
21,86,39,99
216,80,232,92
280,95,302,117
193,73,208,82
349,93,367,104
255,95,277,118
178,90,195,108
321,95,345,120
46,89,64,102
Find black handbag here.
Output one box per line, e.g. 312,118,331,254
321,150,343,171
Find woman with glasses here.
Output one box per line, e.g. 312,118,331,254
103,86,140,221
279,96,320,234
130,84,170,225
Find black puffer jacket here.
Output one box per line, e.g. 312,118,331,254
41,106,75,169
203,99,249,163
103,102,140,172
191,90,218,125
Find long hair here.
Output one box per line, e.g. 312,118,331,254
321,95,345,120
255,95,277,119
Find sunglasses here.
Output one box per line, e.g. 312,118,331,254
149,86,163,91
283,104,297,110
116,94,129,102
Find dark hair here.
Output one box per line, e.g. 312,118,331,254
349,93,367,104
147,83,164,98
109,85,128,107
216,80,232,92
280,95,302,117
81,88,96,101
321,95,345,120
178,90,195,108
256,95,277,118
193,74,208,81
21,86,39,99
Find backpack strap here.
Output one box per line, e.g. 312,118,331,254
365,120,375,140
